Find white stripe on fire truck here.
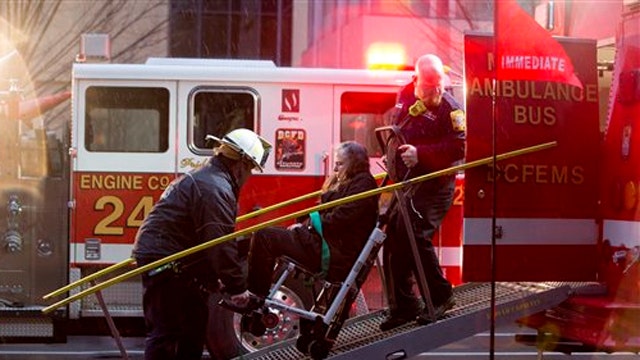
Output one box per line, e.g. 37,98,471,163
70,243,464,266
464,218,597,245
71,243,134,264
434,246,462,267
603,219,640,248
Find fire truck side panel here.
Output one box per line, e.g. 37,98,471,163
599,7,640,294
433,175,464,285
70,79,178,265
69,62,415,268
64,60,495,331
601,7,640,237
0,89,69,310
463,34,601,282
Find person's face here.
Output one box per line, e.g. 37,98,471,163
414,71,444,108
235,159,255,187
333,149,348,178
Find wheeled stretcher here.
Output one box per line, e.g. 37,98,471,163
236,125,423,359
226,120,472,357
240,223,387,360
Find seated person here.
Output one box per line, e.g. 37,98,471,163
231,141,379,309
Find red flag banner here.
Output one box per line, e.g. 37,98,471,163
495,0,583,88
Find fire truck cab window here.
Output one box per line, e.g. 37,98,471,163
191,91,255,150
85,87,169,153
340,92,397,157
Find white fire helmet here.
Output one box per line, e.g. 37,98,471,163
206,128,272,172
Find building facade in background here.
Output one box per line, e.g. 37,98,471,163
296,0,494,73
0,0,625,140
169,0,293,65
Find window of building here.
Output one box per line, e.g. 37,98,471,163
340,91,397,157
455,0,493,21
190,89,257,151
169,0,292,66
85,87,169,153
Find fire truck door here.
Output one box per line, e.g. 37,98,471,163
71,80,177,265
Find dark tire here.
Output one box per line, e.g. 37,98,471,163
242,313,267,337
206,292,243,359
295,334,311,355
206,278,315,358
309,339,330,360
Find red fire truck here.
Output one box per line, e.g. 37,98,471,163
1,52,467,353
66,58,451,354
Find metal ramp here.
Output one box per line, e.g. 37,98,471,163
238,282,578,360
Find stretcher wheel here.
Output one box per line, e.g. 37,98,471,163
241,313,266,337
308,339,330,360
262,311,279,329
295,335,311,354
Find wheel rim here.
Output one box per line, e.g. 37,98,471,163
234,286,305,352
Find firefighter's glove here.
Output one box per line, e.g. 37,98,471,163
229,290,251,308
287,222,304,231
218,291,264,314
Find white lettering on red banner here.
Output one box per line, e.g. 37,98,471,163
501,55,566,72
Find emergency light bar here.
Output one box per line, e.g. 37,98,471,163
366,42,408,70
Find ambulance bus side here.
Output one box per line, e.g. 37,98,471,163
512,7,640,352
461,5,639,352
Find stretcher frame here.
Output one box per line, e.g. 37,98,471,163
246,224,387,359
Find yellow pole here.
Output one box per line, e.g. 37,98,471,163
42,258,136,300
235,172,386,222
41,141,555,314
44,173,387,300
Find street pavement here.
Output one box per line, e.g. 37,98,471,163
1,324,639,360
0,336,149,360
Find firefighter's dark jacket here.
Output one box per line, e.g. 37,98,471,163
318,171,378,278
133,156,246,295
390,83,466,181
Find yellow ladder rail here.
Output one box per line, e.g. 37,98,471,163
41,141,556,314
42,172,386,301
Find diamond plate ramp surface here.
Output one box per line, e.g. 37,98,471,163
238,282,573,360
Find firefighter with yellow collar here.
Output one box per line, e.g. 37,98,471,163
380,54,466,331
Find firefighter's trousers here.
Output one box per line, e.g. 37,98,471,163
383,176,455,315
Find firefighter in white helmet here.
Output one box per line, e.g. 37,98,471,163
133,128,271,360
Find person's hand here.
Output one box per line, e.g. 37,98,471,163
287,223,304,231
229,290,251,308
398,144,418,168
